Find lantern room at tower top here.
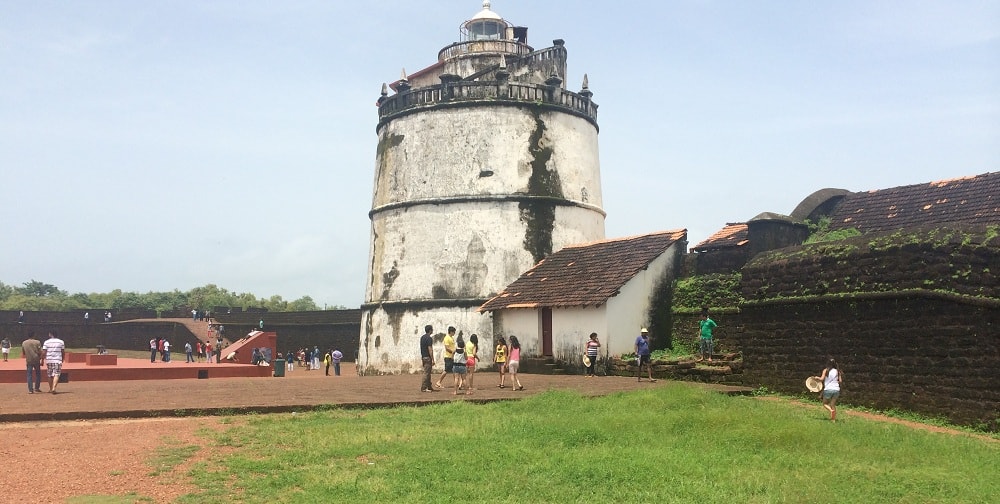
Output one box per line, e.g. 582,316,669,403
378,1,596,128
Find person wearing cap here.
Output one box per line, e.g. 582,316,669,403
634,328,656,382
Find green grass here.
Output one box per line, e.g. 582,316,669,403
147,438,200,477
173,384,997,503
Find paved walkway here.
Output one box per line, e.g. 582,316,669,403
0,364,750,422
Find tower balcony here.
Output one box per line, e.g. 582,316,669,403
377,80,599,129
438,39,534,62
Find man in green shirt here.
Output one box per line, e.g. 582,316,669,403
698,312,718,362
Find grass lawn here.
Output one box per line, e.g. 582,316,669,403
175,383,997,503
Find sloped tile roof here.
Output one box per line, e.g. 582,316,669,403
479,230,686,311
828,172,1000,233
691,223,748,251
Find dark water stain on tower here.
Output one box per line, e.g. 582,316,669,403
521,111,563,264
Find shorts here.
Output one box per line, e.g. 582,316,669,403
453,364,467,375
637,354,650,365
508,360,519,373
1,348,8,354
467,357,476,369
699,338,714,355
444,358,454,373
822,390,840,400
46,362,63,377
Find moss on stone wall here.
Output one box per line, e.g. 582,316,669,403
673,273,744,312
744,225,1000,301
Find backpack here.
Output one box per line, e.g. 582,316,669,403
453,348,467,366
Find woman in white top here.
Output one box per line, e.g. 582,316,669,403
819,358,843,422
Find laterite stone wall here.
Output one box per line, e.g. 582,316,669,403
732,226,1000,429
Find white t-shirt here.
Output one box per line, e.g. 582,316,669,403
823,368,840,392
163,341,170,351
42,338,65,364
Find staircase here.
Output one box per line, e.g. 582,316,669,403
521,357,567,375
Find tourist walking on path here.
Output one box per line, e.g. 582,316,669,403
452,336,468,395
508,336,524,391
465,334,479,391
585,333,601,377
42,330,66,394
819,358,843,422
697,310,718,362
149,338,158,363
434,326,457,390
185,342,194,363
494,336,508,389
22,332,42,393
331,348,343,376
419,325,435,392
1,337,10,362
634,328,656,383
324,350,332,376
205,341,214,363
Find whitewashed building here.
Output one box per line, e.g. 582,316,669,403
479,231,688,365
359,1,605,374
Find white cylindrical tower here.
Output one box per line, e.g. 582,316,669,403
359,1,605,374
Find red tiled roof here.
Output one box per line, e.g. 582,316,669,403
828,172,1000,233
479,230,687,311
691,223,748,251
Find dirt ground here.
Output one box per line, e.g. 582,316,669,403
0,366,991,503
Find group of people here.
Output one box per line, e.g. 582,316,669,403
419,325,524,395
278,346,343,376
150,337,223,363
20,330,66,394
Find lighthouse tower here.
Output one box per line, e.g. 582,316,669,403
359,1,605,374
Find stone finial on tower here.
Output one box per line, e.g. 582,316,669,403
396,68,411,93
377,82,389,106
495,55,510,82
580,73,593,99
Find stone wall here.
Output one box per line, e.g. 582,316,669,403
732,226,1000,429
736,295,998,429
0,321,196,353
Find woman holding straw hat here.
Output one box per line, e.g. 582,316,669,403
818,358,843,422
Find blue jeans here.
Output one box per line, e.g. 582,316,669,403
26,363,41,392
334,362,341,376
150,348,157,362
186,351,194,363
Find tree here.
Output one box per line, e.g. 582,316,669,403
0,281,13,303
16,280,63,297
288,295,319,311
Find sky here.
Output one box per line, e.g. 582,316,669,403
2,1,997,308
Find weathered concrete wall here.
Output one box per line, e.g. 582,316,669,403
371,108,601,210
358,305,493,375
367,205,603,302
364,103,604,373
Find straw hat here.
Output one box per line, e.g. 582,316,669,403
582,354,592,367
805,376,823,392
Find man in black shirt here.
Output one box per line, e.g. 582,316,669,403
420,325,436,392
